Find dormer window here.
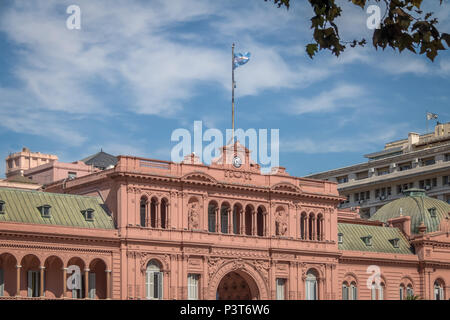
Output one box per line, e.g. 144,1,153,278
338,233,343,244
82,209,95,221
389,238,400,248
361,235,372,246
38,205,51,218
0,200,5,214
428,207,437,218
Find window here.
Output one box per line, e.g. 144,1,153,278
337,175,348,184
350,282,357,300
0,269,4,297
88,273,96,299
356,171,369,180
0,201,4,214
361,236,372,246
428,207,437,218
82,209,94,221
398,162,412,171
39,205,51,218
434,280,445,300
390,238,400,248
338,233,343,244
305,270,318,300
445,154,450,162
276,278,286,300
140,198,147,227
342,282,349,300
377,167,390,176
432,178,437,187
354,193,359,202
146,260,163,300
399,284,405,300
443,176,449,186
68,172,77,179
421,157,435,166
406,285,414,299
27,270,40,297
188,274,199,300
208,204,216,233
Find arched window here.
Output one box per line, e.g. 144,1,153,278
399,284,405,300
208,203,217,233
371,282,385,300
342,282,349,300
220,205,229,234
317,214,323,241
406,284,414,299
300,213,307,240
308,213,315,240
146,260,163,300
245,206,253,236
257,207,264,236
305,270,318,300
350,282,357,300
233,204,242,235
434,280,445,300
150,198,158,228
140,197,147,227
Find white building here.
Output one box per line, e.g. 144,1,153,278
305,122,450,218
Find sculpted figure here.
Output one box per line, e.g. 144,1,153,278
188,202,199,230
275,210,288,236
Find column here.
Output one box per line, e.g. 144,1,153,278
215,207,220,233
305,216,309,240
311,217,316,240
252,210,256,236
146,201,150,227
16,265,21,297
240,209,244,235
264,214,268,236
84,269,89,299
228,208,232,234
40,266,45,297
166,203,170,229
62,268,67,298
156,202,160,228
106,270,112,299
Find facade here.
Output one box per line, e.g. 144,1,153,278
306,122,450,218
0,142,449,300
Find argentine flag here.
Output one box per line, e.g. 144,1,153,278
233,52,251,69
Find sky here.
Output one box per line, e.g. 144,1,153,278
0,0,449,177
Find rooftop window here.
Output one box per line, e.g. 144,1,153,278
337,176,349,184
428,207,437,218
398,162,412,171
389,238,400,248
38,205,51,218
420,157,436,166
338,233,343,244
356,171,369,180
82,208,95,221
0,200,5,214
361,235,372,246
377,167,390,176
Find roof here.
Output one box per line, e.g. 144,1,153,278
0,188,115,230
5,174,38,185
369,189,450,234
81,150,117,170
338,223,413,254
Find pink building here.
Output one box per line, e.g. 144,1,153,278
0,142,449,300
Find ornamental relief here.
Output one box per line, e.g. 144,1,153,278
138,253,170,273
207,257,270,285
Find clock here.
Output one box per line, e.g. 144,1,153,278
232,156,242,168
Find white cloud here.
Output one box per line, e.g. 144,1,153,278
288,84,366,115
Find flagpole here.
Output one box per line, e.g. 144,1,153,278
232,43,235,143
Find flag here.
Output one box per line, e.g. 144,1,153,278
233,52,251,69
427,112,438,120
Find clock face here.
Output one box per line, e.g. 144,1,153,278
232,156,242,168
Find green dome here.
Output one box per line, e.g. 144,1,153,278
370,189,450,234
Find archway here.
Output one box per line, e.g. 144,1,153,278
216,270,259,300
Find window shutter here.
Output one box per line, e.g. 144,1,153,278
27,270,33,297
157,272,163,299
0,269,4,297
89,273,96,299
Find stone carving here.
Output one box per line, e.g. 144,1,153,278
188,202,200,230
275,209,288,236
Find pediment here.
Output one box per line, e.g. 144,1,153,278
271,182,302,193
181,172,218,184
